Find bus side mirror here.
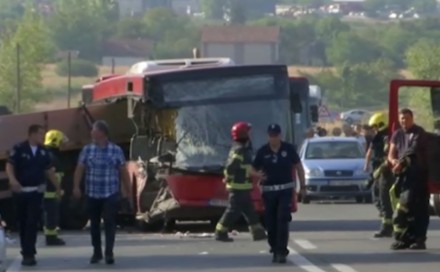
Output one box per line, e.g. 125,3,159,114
290,93,302,113
310,105,319,122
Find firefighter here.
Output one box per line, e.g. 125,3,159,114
388,108,430,250
44,129,67,246
253,124,306,264
214,122,267,243
364,112,394,238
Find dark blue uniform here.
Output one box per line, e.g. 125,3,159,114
253,140,300,258
8,141,52,258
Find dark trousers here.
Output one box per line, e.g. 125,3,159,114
216,190,260,231
262,189,293,256
44,198,60,236
14,192,43,257
87,193,119,256
394,185,430,243
378,169,394,223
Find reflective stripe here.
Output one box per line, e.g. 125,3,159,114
389,184,399,211
215,223,227,232
44,227,58,236
55,172,64,182
261,182,295,192
382,218,392,224
226,182,252,190
44,192,57,198
393,226,406,233
232,154,243,161
397,203,408,213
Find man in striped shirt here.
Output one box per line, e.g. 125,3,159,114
73,120,131,265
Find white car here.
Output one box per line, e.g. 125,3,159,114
340,109,371,124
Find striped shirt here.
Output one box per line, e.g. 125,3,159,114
78,142,125,198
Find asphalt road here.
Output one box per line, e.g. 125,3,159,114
3,200,440,272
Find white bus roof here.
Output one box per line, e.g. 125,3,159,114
126,58,235,74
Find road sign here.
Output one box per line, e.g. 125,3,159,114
319,104,331,118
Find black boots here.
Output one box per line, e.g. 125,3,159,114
46,236,66,246
215,231,234,242
22,256,37,266
250,225,267,241
373,224,393,238
272,253,287,263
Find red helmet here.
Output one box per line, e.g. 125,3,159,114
231,122,252,140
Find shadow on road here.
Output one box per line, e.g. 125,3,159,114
302,250,440,265
290,219,440,232
24,254,278,271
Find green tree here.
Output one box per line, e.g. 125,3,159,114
201,0,226,20
143,8,200,58
228,0,247,24
406,39,440,80
48,0,112,60
0,9,53,112
326,32,382,66
404,39,440,130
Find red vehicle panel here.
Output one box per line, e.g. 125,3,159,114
388,79,440,194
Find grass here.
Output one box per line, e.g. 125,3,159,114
36,64,412,111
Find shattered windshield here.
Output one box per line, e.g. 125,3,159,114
156,73,290,172
174,100,290,171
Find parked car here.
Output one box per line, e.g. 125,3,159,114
298,137,371,204
340,109,371,124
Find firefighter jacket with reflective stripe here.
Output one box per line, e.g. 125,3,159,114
45,147,63,199
223,142,253,190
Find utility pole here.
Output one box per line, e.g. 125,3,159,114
16,43,21,113
67,51,71,108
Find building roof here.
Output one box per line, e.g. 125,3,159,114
201,26,280,43
102,39,155,57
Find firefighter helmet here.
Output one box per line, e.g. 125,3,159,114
368,112,388,130
231,122,252,141
45,129,68,148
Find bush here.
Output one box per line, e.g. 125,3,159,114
55,59,98,77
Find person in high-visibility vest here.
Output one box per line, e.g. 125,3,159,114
214,122,266,242
44,129,68,246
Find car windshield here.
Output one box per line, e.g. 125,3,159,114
155,72,290,172
305,141,363,159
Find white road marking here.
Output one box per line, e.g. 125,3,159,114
287,246,326,272
295,239,317,250
332,264,358,272
6,256,21,272
259,250,266,254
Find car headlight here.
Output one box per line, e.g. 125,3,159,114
305,168,323,177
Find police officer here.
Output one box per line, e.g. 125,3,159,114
43,129,67,246
5,124,61,266
388,108,429,250
364,112,394,238
215,122,267,242
253,124,306,263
